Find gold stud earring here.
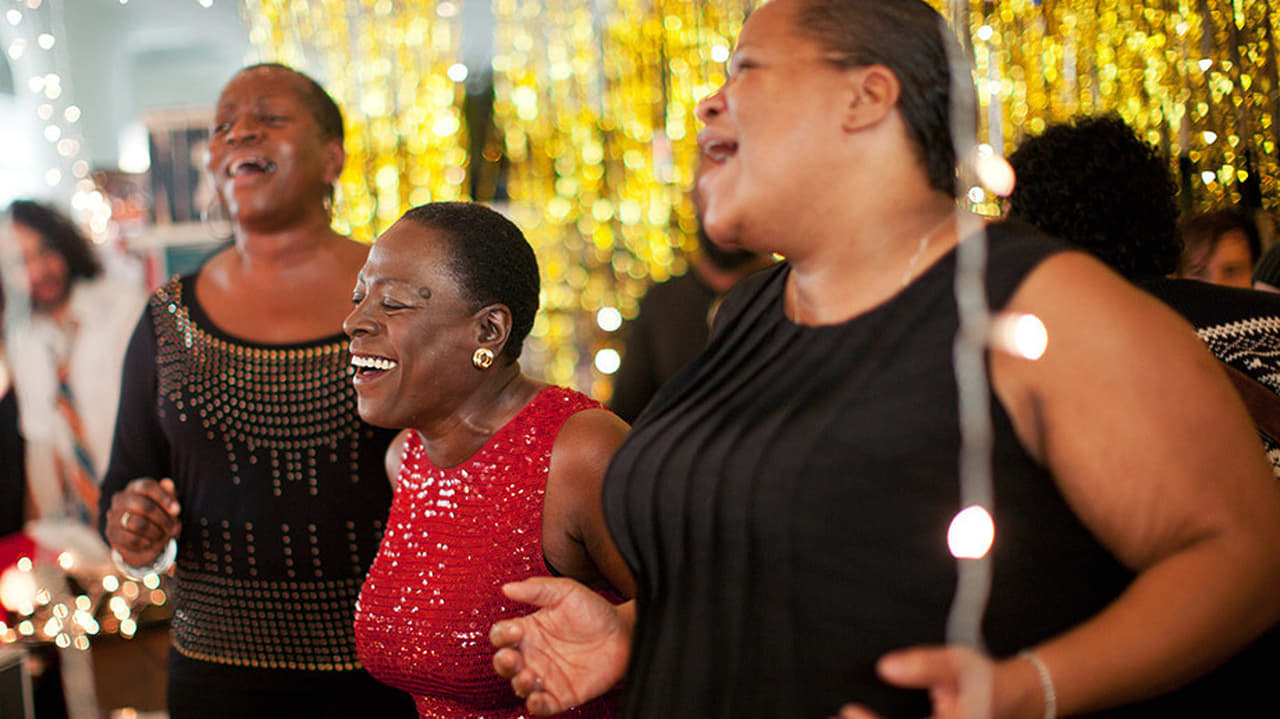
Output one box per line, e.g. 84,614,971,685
472,348,495,369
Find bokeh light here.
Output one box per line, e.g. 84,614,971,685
947,505,996,560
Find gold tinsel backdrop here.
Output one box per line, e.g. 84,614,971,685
241,0,1280,394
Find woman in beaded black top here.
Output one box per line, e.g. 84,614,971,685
97,64,415,718
491,1,1280,718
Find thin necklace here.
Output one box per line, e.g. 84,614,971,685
899,212,956,288
786,211,956,325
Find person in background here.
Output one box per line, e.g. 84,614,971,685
346,201,634,718
3,199,147,525
97,63,415,718
491,1,1280,717
1176,207,1261,288
1251,240,1280,292
0,278,24,537
1007,114,1280,475
608,223,772,423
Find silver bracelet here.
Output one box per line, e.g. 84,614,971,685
110,538,177,579
1018,650,1057,719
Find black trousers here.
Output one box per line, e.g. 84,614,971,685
167,662,416,719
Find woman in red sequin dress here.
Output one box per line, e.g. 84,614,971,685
346,202,635,718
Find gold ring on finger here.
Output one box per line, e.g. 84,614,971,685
120,511,132,529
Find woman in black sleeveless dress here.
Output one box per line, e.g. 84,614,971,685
492,1,1280,717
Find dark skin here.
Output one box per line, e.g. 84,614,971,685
346,220,635,597
104,65,367,566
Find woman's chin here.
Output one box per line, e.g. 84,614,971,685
699,216,740,250
355,399,396,429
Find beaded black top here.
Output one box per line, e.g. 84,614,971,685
101,275,397,689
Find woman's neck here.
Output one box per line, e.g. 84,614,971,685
416,367,545,469
231,218,345,273
784,195,961,325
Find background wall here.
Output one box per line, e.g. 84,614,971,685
0,0,248,208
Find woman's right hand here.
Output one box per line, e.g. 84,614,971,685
104,477,181,567
491,576,634,716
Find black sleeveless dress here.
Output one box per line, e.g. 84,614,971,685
603,222,1145,718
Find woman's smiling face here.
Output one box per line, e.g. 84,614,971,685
344,219,484,431
208,66,342,231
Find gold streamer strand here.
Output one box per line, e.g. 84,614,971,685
241,0,468,242
243,0,1280,390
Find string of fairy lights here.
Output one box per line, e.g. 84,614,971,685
1,551,167,650
0,0,214,658
2,0,105,233
234,0,1280,393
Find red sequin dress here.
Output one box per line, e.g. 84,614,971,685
354,386,620,719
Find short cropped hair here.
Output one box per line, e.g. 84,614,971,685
400,202,539,362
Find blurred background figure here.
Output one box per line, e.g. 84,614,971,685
608,224,772,423
1251,240,1280,292
1007,114,1280,475
3,199,147,527
0,279,24,538
1176,208,1262,289
0,198,146,719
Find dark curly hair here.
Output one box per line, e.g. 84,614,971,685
399,202,539,362
1006,115,1180,278
9,199,102,281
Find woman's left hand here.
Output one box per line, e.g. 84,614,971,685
834,646,1040,719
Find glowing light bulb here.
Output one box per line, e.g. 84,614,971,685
0,568,38,614
594,348,621,374
975,144,1016,197
596,307,623,332
947,505,995,559
990,313,1048,360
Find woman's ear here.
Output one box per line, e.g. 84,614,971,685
842,64,900,133
323,139,346,185
475,304,514,357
